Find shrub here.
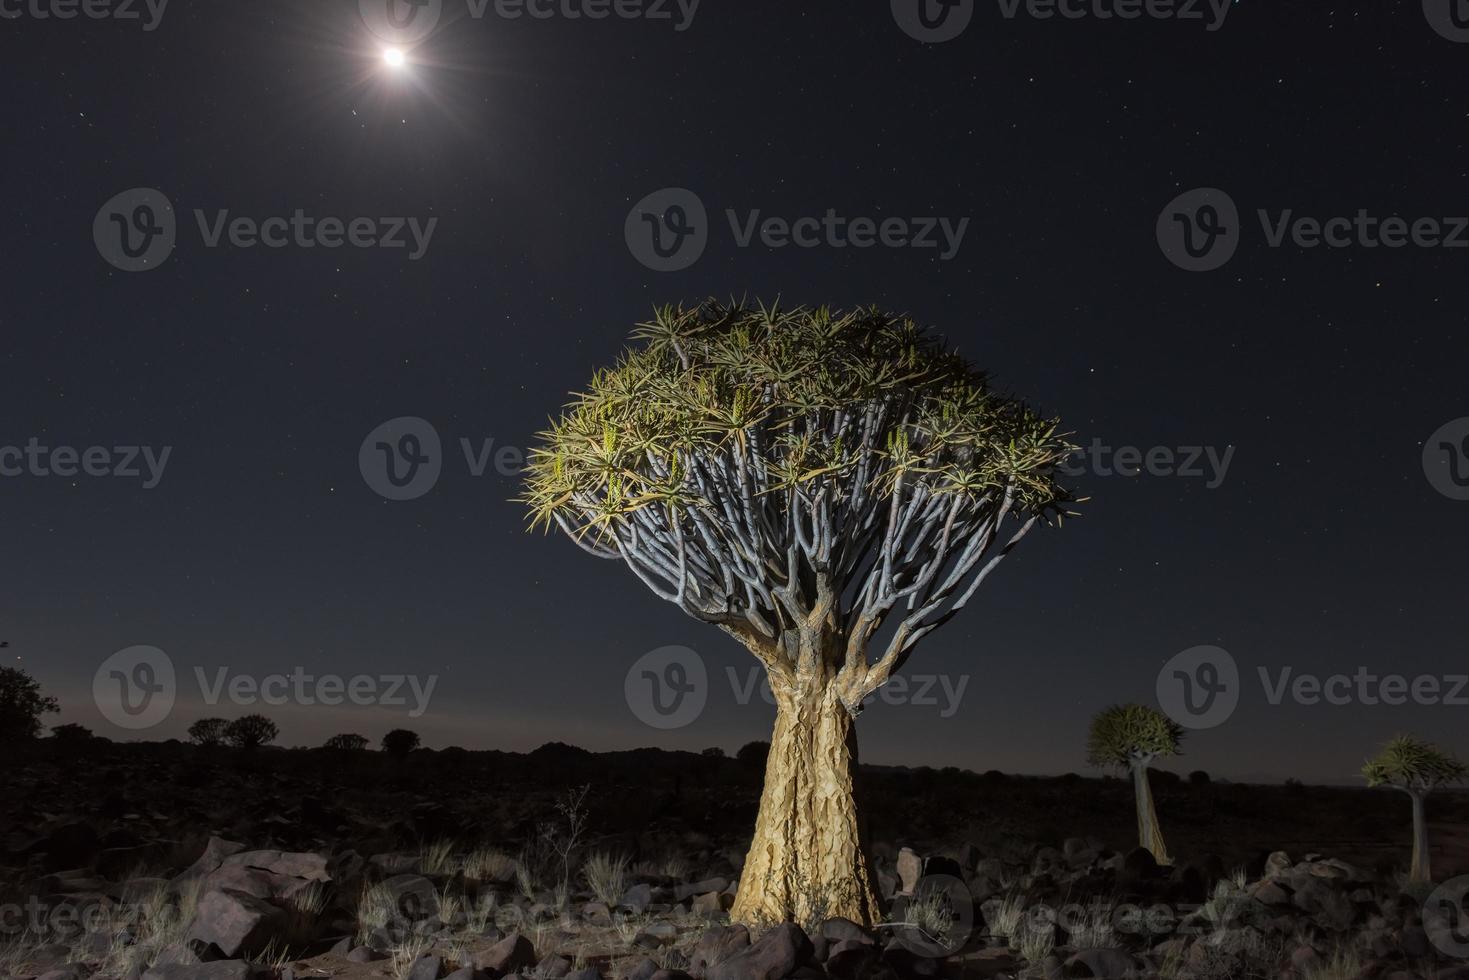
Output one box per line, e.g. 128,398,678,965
324,733,369,751
382,729,421,756
188,718,229,747
223,714,279,750
0,665,59,741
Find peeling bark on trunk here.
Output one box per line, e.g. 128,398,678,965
1131,762,1170,865
1409,790,1431,883
730,675,880,927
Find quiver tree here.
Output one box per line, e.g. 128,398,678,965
1362,734,1466,883
523,302,1073,926
1087,704,1183,865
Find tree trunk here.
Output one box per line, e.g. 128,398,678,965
1409,790,1431,883
1131,763,1171,865
730,679,881,927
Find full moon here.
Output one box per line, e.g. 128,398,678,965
382,47,406,70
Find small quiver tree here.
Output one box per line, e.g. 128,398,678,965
1362,734,1467,883
1087,703,1183,865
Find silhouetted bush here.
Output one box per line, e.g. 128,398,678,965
223,714,278,750
736,740,769,768
382,729,421,757
702,746,725,758
0,665,58,741
188,718,229,747
324,733,368,751
1188,769,1211,786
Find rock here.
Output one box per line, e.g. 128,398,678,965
825,944,895,980
620,957,659,980
1290,877,1354,932
674,878,730,901
691,892,725,916
35,968,87,980
444,969,495,980
1263,851,1292,878
876,868,899,900
690,925,750,978
583,902,613,926
1063,948,1137,978
1119,848,1158,882
921,856,964,882
476,933,537,975
821,918,875,945
1032,847,1067,875
185,889,287,959
566,970,601,980
405,956,443,980
346,947,383,963
620,884,653,913
1250,879,1291,906
538,956,572,979
142,963,256,980
648,973,694,980
173,839,248,886
895,848,922,896
708,923,812,980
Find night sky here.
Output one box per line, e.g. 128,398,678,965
2,0,1466,783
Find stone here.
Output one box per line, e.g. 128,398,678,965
405,956,443,980
1063,948,1137,978
1262,851,1292,878
476,933,537,975
185,889,286,959
895,848,922,896
690,925,750,978
620,957,659,980
674,878,729,901
821,917,874,945
142,963,256,980
620,884,653,913
538,956,572,979
708,923,811,980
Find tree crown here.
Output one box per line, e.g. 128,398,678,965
223,714,278,749
1086,704,1184,770
0,665,59,741
1362,735,1466,794
522,302,1073,702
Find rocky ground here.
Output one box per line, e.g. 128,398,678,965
3,741,1468,980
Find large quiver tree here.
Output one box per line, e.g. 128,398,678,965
1362,734,1466,883
523,302,1073,926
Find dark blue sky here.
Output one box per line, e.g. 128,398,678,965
1,0,1466,783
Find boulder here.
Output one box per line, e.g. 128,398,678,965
476,933,537,975
674,878,729,901
1063,948,1137,978
895,849,922,896
405,956,443,980
185,889,287,959
142,963,256,980
708,923,811,980
690,924,750,978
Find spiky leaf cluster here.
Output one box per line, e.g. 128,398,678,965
1087,704,1184,770
521,301,1073,698
1362,735,1466,794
